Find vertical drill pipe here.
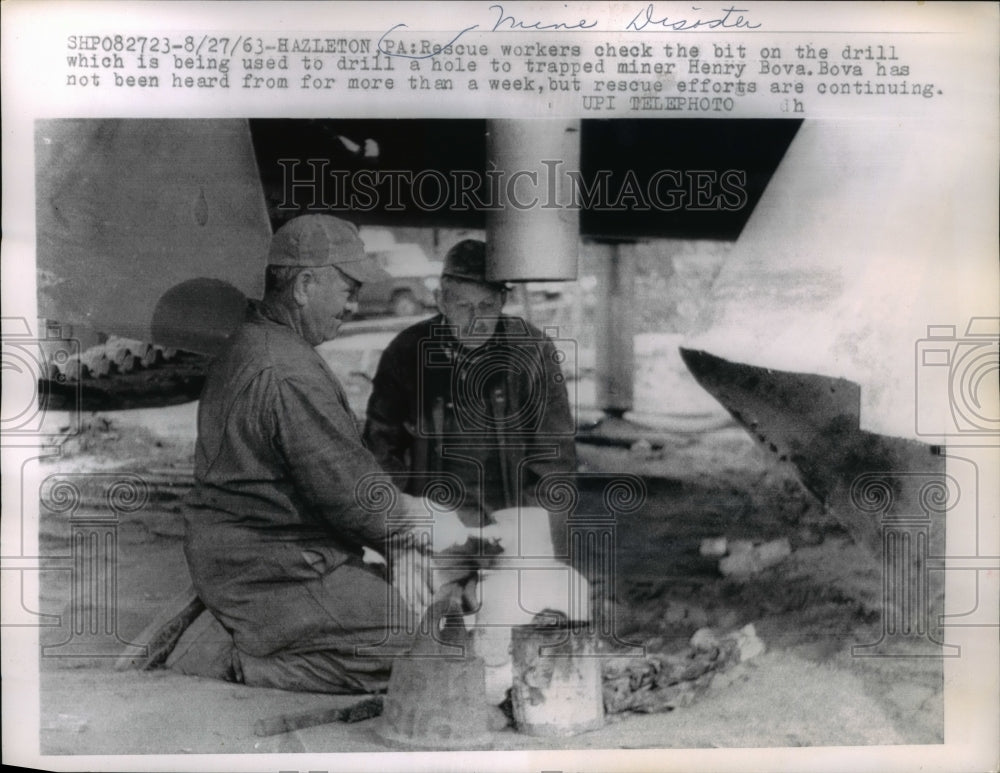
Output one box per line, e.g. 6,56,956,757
596,243,636,415
485,120,580,282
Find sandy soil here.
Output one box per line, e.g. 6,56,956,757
33,400,944,756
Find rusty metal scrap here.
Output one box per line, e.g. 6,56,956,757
602,628,751,715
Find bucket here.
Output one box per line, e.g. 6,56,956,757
377,653,493,750
510,624,604,736
470,560,593,705
375,601,493,750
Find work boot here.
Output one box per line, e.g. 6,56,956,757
114,584,204,671
167,609,239,681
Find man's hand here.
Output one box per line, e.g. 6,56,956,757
387,506,504,620
388,543,433,617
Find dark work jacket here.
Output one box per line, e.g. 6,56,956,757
363,314,577,531
184,304,412,657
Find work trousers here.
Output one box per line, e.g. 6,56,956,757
171,558,413,694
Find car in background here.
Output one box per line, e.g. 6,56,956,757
355,241,441,318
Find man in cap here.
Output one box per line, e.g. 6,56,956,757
363,239,576,551
180,215,491,694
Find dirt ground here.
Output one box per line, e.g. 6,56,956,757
32,399,945,757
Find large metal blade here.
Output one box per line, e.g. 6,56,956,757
679,347,944,557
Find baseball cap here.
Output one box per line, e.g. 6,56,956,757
268,214,390,284
442,239,508,289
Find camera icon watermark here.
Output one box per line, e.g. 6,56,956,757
915,316,999,442
1,316,82,445
416,318,576,439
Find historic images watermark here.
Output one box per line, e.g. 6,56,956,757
1,317,83,634
36,473,149,661
848,317,1000,658
416,319,576,439
849,471,961,658
277,159,749,213
351,470,648,659
910,317,1000,643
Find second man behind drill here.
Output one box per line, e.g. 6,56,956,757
363,239,577,551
